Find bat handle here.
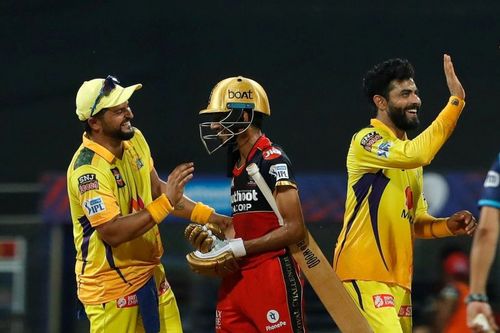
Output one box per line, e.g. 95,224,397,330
246,163,284,226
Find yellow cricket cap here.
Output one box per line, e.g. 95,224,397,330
75,77,142,121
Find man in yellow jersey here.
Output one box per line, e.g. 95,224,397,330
67,75,231,333
333,55,478,333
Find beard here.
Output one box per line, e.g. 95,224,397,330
387,104,420,131
103,122,135,140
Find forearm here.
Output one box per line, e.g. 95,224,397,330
244,219,305,255
406,96,465,166
97,210,157,247
414,214,453,239
469,207,499,293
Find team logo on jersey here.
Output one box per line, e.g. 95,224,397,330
372,294,395,308
269,163,289,180
77,173,99,194
83,197,106,216
265,309,287,331
110,167,126,188
360,131,383,152
484,170,499,187
377,141,391,158
116,294,138,308
263,147,282,160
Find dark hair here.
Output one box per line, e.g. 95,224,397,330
363,58,415,108
81,108,107,134
250,110,265,130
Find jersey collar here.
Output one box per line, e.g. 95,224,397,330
82,133,131,163
370,118,408,140
247,134,272,162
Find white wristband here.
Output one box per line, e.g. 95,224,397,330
229,238,246,257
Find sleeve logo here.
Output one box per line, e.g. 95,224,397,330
263,147,282,160
484,170,499,188
360,131,383,152
377,141,391,158
78,173,99,194
84,196,106,216
269,163,289,180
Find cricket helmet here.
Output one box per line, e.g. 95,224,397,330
199,76,270,154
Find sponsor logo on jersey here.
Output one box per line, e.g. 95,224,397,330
158,279,170,296
377,141,391,158
116,294,138,308
84,197,106,216
265,309,287,331
228,89,253,99
111,167,126,188
484,170,499,187
398,305,412,317
78,173,99,194
372,294,395,308
405,186,414,210
269,163,289,180
360,131,383,152
263,147,282,160
215,310,222,330
231,189,258,213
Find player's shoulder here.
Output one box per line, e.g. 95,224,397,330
352,126,387,151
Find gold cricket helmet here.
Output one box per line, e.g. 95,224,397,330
199,76,270,154
200,76,270,115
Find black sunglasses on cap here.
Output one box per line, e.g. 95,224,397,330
89,75,120,118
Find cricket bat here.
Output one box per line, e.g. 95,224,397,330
247,163,373,333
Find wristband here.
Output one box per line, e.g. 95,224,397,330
146,194,174,224
228,238,246,257
430,219,454,238
190,202,215,224
465,293,489,304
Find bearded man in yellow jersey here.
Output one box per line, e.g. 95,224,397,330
67,75,231,333
333,55,478,333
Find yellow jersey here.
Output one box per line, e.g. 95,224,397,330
334,97,465,290
67,129,162,304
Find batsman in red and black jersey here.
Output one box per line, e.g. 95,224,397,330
195,76,308,333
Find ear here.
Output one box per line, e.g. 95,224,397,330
87,117,101,131
373,95,387,111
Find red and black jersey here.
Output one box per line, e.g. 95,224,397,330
231,135,297,269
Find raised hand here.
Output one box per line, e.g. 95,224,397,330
446,210,477,236
444,54,465,99
165,162,194,206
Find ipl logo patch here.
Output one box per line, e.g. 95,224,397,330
83,197,106,216
269,163,289,180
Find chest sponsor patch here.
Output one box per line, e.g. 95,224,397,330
77,173,99,194
372,294,395,308
111,167,126,188
83,196,106,216
360,131,383,152
263,147,282,160
269,163,289,180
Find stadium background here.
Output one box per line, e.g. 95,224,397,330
1,1,498,332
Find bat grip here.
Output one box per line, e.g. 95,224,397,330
246,163,284,226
